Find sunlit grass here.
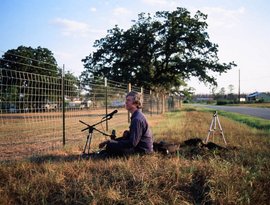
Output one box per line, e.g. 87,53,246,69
194,106,270,132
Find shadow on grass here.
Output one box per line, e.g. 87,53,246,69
29,153,82,164
28,152,126,164
28,137,239,164
190,171,212,205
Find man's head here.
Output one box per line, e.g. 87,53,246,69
125,91,142,112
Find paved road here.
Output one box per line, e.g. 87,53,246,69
193,104,270,120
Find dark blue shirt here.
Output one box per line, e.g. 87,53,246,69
115,109,153,153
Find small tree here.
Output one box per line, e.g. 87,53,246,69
228,84,234,94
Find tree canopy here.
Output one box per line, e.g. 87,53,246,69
81,7,236,93
0,46,79,111
0,46,59,76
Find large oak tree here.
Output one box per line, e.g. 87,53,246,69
81,7,236,93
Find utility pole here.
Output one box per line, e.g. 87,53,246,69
238,69,240,103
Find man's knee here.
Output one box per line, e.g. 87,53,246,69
106,141,134,156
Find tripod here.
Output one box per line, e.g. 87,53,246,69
205,111,227,145
79,115,115,158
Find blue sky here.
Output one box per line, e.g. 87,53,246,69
1,0,269,94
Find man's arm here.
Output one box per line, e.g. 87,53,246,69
129,118,144,147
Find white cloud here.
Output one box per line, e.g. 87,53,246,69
52,18,90,37
105,7,134,30
142,0,168,6
54,51,72,61
198,7,246,29
142,0,179,9
90,7,97,12
112,7,131,16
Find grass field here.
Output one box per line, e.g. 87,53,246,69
236,102,270,108
0,106,269,204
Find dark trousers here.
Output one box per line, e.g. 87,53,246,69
105,137,135,156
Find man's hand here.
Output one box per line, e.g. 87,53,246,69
122,130,130,138
99,140,110,149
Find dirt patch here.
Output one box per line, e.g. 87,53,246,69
153,137,237,159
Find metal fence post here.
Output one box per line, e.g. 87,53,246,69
150,90,152,116
162,94,165,114
156,93,159,114
62,65,66,146
128,83,131,123
141,87,143,112
105,77,108,131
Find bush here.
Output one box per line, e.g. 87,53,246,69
216,100,228,105
183,99,189,103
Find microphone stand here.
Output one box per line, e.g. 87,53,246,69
79,115,114,158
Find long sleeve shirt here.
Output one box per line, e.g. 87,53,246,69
111,109,153,154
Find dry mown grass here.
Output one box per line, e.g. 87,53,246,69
0,108,130,160
0,107,269,204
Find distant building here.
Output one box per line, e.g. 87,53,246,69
246,92,270,102
192,94,214,103
240,97,246,102
195,97,214,102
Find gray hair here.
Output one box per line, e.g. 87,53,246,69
126,91,142,109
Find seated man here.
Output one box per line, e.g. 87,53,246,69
99,91,153,156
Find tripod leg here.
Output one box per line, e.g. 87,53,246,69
216,116,227,145
212,116,217,141
205,117,214,143
83,134,90,154
87,134,93,154
214,116,217,130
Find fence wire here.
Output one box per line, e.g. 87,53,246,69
0,67,181,160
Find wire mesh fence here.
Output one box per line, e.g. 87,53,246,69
0,67,181,160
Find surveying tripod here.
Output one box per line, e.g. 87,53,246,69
205,111,227,145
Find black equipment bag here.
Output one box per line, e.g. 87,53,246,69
153,141,180,154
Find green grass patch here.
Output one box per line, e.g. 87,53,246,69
216,111,269,131
197,107,270,132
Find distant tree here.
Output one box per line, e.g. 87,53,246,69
215,87,226,100
0,46,80,111
211,85,217,96
81,7,236,94
227,84,237,101
0,46,59,76
228,84,234,94
64,71,80,100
